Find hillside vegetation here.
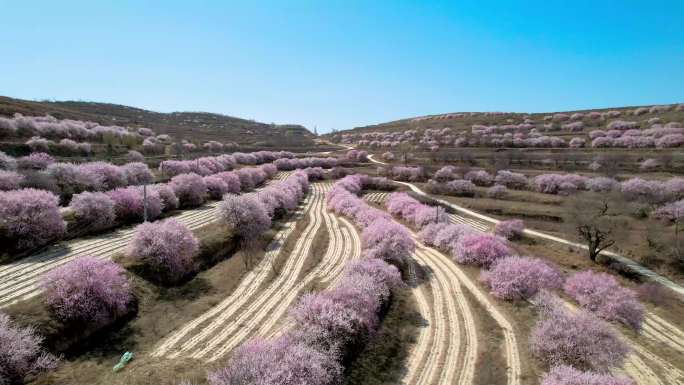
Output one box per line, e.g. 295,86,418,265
0,96,315,147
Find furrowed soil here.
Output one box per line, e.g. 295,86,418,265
17,221,286,385
345,285,421,385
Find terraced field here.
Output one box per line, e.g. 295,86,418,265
152,182,363,361
0,172,292,308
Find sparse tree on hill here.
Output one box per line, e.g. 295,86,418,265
566,193,624,262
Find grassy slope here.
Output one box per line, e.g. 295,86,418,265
0,96,315,147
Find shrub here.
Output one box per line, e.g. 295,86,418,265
386,192,421,219
219,194,271,244
586,177,618,192
207,336,342,385
655,133,684,148
154,183,179,211
381,152,394,161
434,166,457,182
620,178,663,204
289,282,379,353
107,186,162,222
453,233,511,267
361,219,414,263
47,162,102,197
664,177,684,201
569,137,586,148
464,170,493,186
127,219,198,283
122,162,154,185
413,205,449,228
487,184,507,198
433,224,473,252
533,174,586,195
126,150,145,162
446,179,476,197
203,175,230,199
0,188,66,250
42,256,132,326
494,170,528,189
214,172,241,194
639,158,660,171
563,271,644,331
17,152,54,170
171,173,207,207
541,365,634,385
26,136,53,152
69,191,116,231
480,257,563,300
418,222,450,246
79,161,127,190
0,313,58,385
0,170,24,191
530,301,630,371
494,219,524,240
0,151,17,171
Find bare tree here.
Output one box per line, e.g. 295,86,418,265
566,193,625,262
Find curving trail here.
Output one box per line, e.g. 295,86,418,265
361,194,485,385
160,186,325,360
151,185,308,358
153,182,362,362
406,241,518,385
0,174,292,308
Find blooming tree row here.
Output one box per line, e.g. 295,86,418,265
382,191,638,384
207,258,403,385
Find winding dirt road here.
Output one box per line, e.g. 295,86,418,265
361,193,517,385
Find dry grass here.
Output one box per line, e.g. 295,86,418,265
345,285,421,385
15,218,292,385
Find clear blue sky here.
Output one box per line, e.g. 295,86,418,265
1,1,682,133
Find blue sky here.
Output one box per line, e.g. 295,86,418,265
1,1,682,133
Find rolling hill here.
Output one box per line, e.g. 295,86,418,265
0,96,315,147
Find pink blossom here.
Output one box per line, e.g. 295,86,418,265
0,170,24,191
127,219,198,283
564,270,644,331
453,233,511,267
170,173,208,207
480,257,562,300
0,188,66,250
494,219,524,240
219,194,272,243
0,313,58,384
42,256,132,326
69,191,116,231
530,300,630,371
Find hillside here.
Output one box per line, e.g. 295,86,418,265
0,96,315,147
334,105,683,135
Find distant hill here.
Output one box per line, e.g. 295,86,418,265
329,105,682,136
0,96,315,147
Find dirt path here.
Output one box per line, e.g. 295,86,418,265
0,173,292,308
359,193,494,385
359,152,683,299
153,182,362,362
151,186,308,358
391,178,684,299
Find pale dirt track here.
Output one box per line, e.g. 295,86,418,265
362,193,513,385
152,182,363,362
0,172,292,308
408,241,521,385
